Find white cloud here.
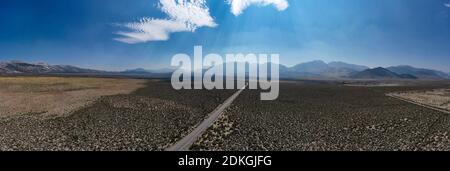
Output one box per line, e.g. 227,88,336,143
445,3,450,8
228,0,289,16
115,0,216,44
116,0,289,43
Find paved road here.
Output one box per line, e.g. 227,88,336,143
166,85,247,151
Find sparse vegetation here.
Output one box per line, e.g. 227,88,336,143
0,76,146,118
0,77,235,150
193,81,450,151
2,76,450,151
388,89,450,111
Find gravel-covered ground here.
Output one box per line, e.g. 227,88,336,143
0,80,235,151
192,81,450,151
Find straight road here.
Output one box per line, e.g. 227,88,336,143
166,85,247,151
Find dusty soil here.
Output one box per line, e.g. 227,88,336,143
0,76,146,118
388,89,450,111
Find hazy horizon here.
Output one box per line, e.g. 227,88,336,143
1,0,450,72
2,58,449,73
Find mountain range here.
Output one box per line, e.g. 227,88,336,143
122,68,176,74
386,65,450,79
0,61,102,74
281,60,369,79
350,67,418,79
279,60,449,80
1,60,449,80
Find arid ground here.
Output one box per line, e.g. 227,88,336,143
388,89,450,111
0,76,235,150
0,76,146,118
192,81,450,151
1,76,450,151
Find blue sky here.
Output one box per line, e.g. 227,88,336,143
1,0,450,71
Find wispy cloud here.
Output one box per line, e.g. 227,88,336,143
116,0,290,43
115,0,216,44
228,0,289,16
445,3,450,8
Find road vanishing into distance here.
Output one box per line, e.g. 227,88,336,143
166,85,248,151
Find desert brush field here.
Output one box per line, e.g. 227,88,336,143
0,76,146,118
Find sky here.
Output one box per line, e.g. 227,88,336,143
1,0,450,72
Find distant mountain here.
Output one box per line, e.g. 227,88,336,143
351,67,417,79
289,60,329,74
328,61,369,71
2,60,447,80
320,67,360,78
121,68,149,74
0,61,102,74
398,74,419,79
387,65,449,79
285,60,369,78
122,68,175,74
149,68,176,74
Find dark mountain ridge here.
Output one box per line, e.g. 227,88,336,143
0,61,102,74
387,65,449,79
1,60,448,80
351,67,418,79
